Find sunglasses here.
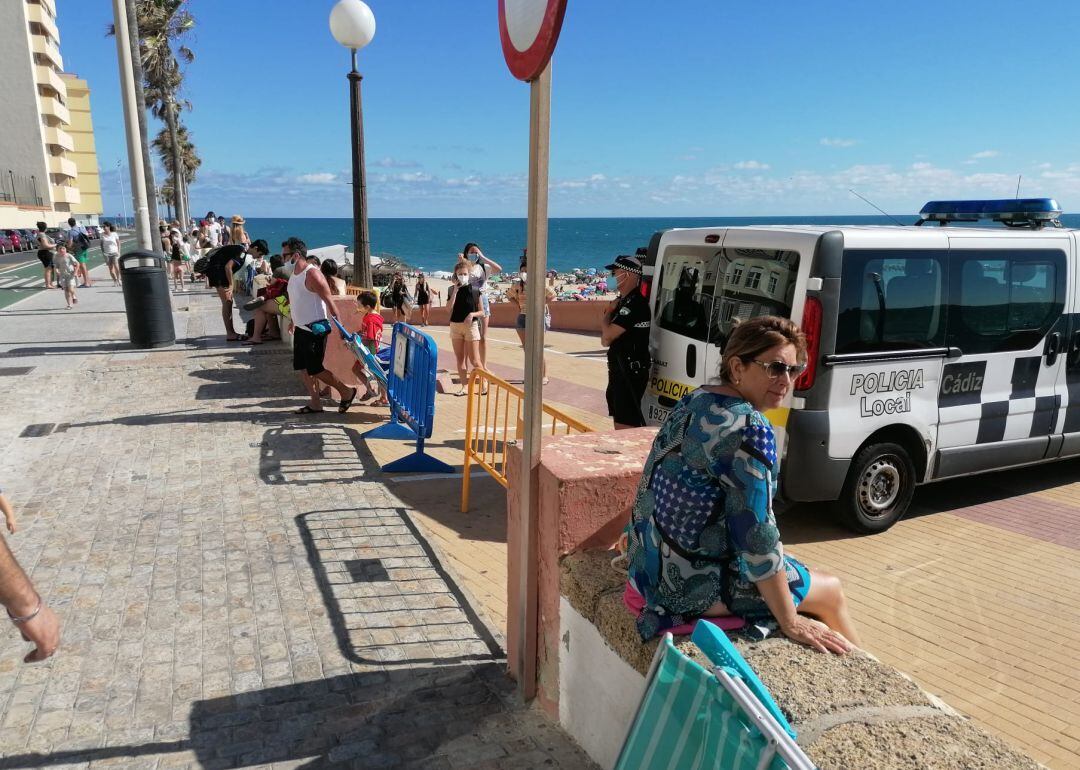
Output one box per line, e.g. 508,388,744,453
750,359,807,380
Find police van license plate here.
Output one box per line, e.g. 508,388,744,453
648,404,669,423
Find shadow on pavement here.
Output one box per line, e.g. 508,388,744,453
298,506,503,668
388,472,508,547
0,664,514,768
258,424,383,486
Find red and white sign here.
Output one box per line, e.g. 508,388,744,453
498,0,568,82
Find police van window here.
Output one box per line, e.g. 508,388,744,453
836,250,947,354
709,248,799,346
947,251,1063,354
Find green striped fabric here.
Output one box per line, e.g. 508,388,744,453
615,636,810,770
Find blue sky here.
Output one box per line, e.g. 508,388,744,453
55,1,1080,219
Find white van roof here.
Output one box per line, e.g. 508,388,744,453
659,224,1075,251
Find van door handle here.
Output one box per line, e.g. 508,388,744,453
1045,332,1062,366
1069,330,1080,366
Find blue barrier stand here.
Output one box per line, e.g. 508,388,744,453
362,322,454,474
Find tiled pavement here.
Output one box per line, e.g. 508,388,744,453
0,275,595,768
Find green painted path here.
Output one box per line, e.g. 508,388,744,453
0,234,140,311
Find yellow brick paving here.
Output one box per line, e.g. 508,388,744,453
363,323,1080,768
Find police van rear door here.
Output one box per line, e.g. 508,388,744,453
935,235,1070,478
642,229,729,425
701,228,813,447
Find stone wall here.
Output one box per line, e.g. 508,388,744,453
506,429,1045,769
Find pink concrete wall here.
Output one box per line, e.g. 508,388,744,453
423,300,606,334
506,427,657,717
309,296,366,400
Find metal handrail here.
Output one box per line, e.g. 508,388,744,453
461,368,593,511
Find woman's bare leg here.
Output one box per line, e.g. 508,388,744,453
479,316,490,369
452,336,468,394
797,568,861,647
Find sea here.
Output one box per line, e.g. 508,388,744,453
209,214,1080,274
235,215,904,274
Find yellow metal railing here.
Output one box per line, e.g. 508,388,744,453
461,368,593,511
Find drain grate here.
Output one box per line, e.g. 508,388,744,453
0,367,34,376
248,347,291,356
20,423,54,438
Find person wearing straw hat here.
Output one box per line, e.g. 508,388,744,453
230,215,251,248
600,254,652,429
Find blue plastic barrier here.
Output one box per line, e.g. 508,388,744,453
362,322,454,474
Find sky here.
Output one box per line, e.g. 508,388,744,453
53,0,1080,219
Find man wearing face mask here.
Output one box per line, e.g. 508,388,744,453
600,254,652,429
284,237,359,414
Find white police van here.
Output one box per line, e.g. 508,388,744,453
640,199,1075,532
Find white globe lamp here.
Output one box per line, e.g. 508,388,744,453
330,0,376,51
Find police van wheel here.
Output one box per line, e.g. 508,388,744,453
837,442,915,534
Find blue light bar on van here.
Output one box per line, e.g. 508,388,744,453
917,198,1061,227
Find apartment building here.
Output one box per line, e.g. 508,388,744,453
0,0,102,230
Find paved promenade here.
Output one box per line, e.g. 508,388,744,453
0,274,594,768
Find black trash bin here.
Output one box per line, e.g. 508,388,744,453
120,251,176,348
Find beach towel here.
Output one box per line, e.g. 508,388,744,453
623,583,745,635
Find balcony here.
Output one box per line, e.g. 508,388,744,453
35,64,65,96
30,34,63,70
48,155,77,180
51,184,80,206
43,126,74,153
39,95,69,126
26,3,60,44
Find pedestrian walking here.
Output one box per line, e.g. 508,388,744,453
446,258,484,396
35,221,56,289
414,273,439,326
284,237,358,414
463,242,502,370
206,211,222,247
65,217,93,288
0,489,61,663
600,254,652,429
101,222,121,286
167,229,186,292
52,246,79,309
507,254,556,385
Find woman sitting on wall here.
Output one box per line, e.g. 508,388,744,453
624,315,860,654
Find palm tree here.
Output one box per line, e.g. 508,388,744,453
152,122,201,213
136,0,195,231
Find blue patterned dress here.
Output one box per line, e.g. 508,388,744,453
624,390,810,640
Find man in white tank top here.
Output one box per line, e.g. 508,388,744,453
284,237,358,414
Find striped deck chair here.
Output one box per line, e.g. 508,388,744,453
614,623,816,770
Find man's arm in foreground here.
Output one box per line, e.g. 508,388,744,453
0,533,60,662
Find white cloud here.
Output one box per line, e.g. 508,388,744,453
821,138,857,147
970,150,1000,159
734,160,770,170
295,172,338,185
374,157,422,169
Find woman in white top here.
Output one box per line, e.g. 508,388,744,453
462,242,502,369
100,222,122,286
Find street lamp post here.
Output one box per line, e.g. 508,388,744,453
330,0,376,289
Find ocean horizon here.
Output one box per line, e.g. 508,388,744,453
153,214,1080,274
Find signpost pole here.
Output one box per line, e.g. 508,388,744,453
516,62,552,701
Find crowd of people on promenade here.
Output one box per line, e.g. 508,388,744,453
4,223,864,675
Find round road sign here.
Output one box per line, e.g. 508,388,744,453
499,0,568,82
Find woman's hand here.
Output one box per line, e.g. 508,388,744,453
779,615,853,655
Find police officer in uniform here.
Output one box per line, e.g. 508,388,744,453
601,254,652,429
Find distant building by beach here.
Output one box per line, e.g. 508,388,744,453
0,0,102,229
